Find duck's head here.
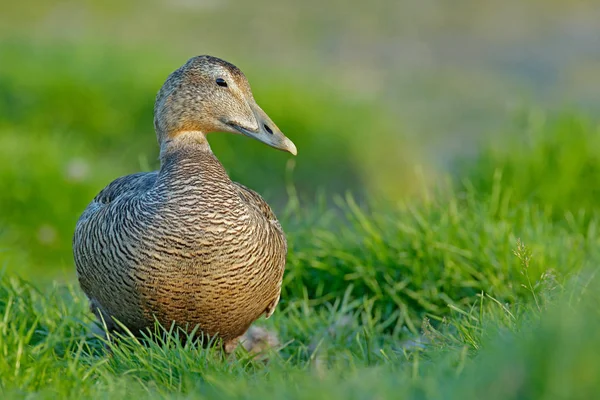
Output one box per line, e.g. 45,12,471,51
154,55,297,156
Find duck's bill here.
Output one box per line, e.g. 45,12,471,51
229,103,297,156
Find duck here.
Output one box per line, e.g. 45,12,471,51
73,55,297,353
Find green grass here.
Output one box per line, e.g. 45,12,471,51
2,177,600,398
283,184,600,333
0,226,599,399
458,110,600,218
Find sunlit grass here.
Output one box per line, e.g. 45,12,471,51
460,110,600,218
0,248,598,399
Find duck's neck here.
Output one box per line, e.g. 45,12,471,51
159,131,212,161
157,131,231,188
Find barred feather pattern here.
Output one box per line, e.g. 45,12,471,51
73,140,286,345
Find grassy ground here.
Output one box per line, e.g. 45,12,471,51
3,117,600,397
1,186,600,398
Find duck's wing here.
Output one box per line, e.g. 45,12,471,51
77,172,158,223
233,181,286,319
73,171,159,326
94,172,159,205
232,182,279,223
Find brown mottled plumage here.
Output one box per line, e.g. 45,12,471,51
73,55,297,352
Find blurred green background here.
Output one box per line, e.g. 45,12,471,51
1,0,600,283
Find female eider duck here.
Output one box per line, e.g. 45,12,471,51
73,55,297,353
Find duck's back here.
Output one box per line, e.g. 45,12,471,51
73,147,287,342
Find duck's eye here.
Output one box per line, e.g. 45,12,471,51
216,78,228,87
